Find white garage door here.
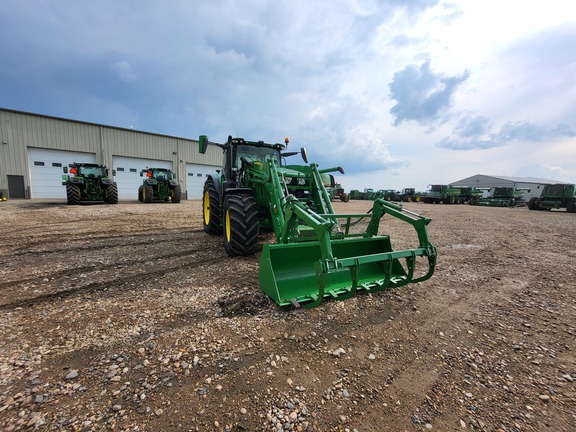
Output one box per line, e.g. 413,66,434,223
186,163,219,199
113,156,173,200
28,148,96,199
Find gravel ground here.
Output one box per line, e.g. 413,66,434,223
0,199,575,431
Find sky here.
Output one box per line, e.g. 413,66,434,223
1,0,575,192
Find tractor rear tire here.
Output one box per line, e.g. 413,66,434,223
106,182,118,204
66,183,80,205
533,198,542,210
203,177,222,235
138,185,144,202
144,183,154,203
528,197,537,210
171,184,182,203
567,198,576,213
223,194,259,257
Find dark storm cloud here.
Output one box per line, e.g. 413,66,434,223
437,118,576,150
388,59,469,126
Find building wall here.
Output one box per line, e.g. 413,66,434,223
0,108,221,198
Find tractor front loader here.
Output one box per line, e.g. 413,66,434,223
62,163,118,205
138,168,182,203
200,135,437,309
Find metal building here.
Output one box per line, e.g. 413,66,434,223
449,174,567,202
0,108,222,200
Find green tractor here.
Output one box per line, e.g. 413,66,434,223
62,163,118,205
456,187,484,204
199,135,437,309
348,189,364,200
423,184,461,204
328,182,350,202
470,187,526,207
394,188,420,202
138,168,182,203
528,183,576,212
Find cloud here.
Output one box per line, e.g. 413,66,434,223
388,59,469,126
437,117,576,150
111,60,137,82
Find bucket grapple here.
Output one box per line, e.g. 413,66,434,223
199,135,437,308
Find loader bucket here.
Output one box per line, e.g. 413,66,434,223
259,236,435,309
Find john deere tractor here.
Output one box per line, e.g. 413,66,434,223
62,163,118,205
528,183,576,212
138,168,181,203
200,135,437,309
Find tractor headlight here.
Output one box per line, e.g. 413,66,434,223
297,178,306,186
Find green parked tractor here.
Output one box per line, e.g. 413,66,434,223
394,188,420,202
528,183,576,212
138,168,182,203
423,184,461,204
470,187,526,207
62,163,118,205
199,135,437,308
328,182,350,202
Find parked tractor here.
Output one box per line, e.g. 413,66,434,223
199,135,437,309
528,183,576,212
423,184,461,204
456,187,484,204
138,168,182,203
348,189,363,200
62,163,118,205
394,188,420,202
328,182,350,202
470,187,527,207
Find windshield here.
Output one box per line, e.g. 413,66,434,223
79,166,106,178
153,171,171,180
236,144,279,166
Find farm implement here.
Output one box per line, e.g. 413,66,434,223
199,135,437,308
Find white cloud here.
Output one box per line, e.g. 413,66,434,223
111,60,137,82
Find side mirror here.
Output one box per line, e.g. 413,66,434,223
140,171,143,177
63,167,68,174
199,135,208,154
300,147,308,163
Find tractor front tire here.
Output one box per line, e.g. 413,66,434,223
203,178,222,235
66,183,80,205
528,197,537,210
171,184,182,203
138,185,144,202
144,183,154,203
223,194,259,256
106,182,118,204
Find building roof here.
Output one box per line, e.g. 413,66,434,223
450,174,567,187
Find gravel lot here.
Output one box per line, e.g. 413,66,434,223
0,199,575,431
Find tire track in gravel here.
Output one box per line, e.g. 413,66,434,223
0,253,224,311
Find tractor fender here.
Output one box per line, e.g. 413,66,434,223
206,173,223,200
223,187,253,198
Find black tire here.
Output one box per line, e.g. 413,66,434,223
66,183,80,205
528,197,537,210
533,198,542,210
144,183,154,203
171,184,182,203
203,177,222,235
223,194,259,256
567,198,576,213
138,185,144,202
340,194,350,202
105,182,118,204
